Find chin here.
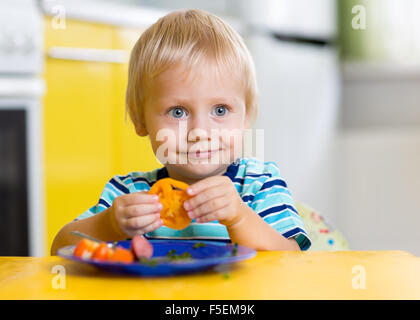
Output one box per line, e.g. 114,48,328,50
175,161,228,179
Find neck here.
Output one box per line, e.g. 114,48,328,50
165,164,230,186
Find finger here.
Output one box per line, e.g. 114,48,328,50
139,218,164,234
195,205,230,223
186,175,228,196
125,202,163,218
187,195,227,219
119,192,160,206
184,184,227,211
125,212,161,230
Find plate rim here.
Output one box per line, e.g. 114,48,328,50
57,239,256,269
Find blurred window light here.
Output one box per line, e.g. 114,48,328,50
341,0,420,64
382,0,420,62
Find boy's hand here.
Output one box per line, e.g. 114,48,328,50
109,192,164,238
183,176,247,227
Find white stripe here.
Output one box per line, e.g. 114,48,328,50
251,193,293,204
275,223,306,236
267,162,280,173
257,207,302,225
114,175,133,192
233,180,264,188
105,186,120,199
269,216,305,230
189,222,225,227
243,186,292,201
97,203,109,210
267,216,294,227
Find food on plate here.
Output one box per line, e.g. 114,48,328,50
192,242,206,249
231,243,239,256
130,235,153,259
73,238,134,263
166,249,192,260
91,242,112,261
109,246,134,263
73,238,99,259
148,177,192,230
71,237,217,266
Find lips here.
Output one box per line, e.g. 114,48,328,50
187,149,221,159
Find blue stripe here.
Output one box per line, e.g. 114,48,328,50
232,177,245,184
243,187,292,203
105,183,124,197
246,173,272,177
99,198,111,208
294,233,311,251
109,178,130,194
233,175,275,185
132,176,152,184
242,195,254,202
283,227,307,239
260,179,288,190
118,174,131,181
264,211,294,224
258,204,298,217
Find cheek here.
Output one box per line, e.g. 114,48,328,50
149,124,182,155
219,122,245,147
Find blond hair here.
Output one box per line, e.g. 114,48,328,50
125,9,258,129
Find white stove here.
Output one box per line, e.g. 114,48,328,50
0,0,45,256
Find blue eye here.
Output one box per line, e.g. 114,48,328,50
170,107,186,118
213,105,228,117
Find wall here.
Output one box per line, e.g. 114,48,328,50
336,64,420,256
246,33,340,224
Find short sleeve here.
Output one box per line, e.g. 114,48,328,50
74,175,135,221
247,163,312,250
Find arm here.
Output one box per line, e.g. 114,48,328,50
184,176,302,251
50,207,126,256
51,191,164,256
226,201,300,251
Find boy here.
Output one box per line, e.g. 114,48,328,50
51,9,311,255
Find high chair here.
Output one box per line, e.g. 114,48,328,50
295,202,350,251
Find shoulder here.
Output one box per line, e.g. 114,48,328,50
233,157,287,196
235,157,283,182
105,167,163,194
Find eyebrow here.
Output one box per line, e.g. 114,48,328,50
157,96,241,106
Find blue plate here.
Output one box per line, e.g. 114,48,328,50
57,240,256,276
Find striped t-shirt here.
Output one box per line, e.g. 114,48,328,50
75,157,311,250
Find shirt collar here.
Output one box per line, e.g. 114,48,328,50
155,158,240,183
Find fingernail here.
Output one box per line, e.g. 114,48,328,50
187,187,194,195
184,201,190,210
188,211,194,218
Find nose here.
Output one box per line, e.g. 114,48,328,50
187,112,211,143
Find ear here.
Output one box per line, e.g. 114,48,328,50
135,123,148,137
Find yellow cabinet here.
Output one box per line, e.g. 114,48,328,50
43,18,160,254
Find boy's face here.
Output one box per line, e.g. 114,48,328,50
137,60,249,185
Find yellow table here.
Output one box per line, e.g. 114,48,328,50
1,251,419,299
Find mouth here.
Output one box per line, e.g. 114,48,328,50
185,149,221,159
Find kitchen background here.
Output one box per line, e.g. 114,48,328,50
1,0,419,256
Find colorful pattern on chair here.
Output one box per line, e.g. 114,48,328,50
295,202,350,251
